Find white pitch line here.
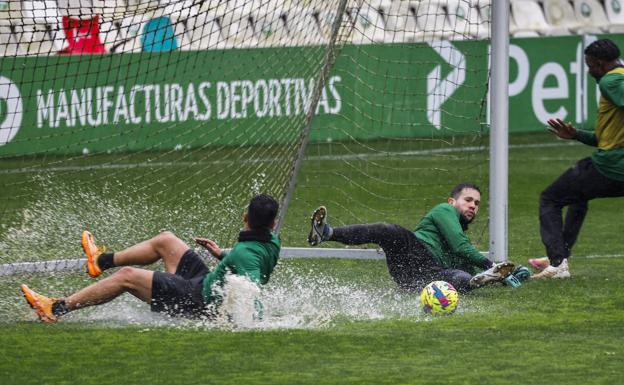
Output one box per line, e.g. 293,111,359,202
581,254,624,259
0,142,580,175
306,141,579,161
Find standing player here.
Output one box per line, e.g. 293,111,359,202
531,39,624,279
20,194,281,323
308,183,527,293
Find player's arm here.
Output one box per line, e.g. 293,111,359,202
194,238,225,260
546,118,597,146
432,207,492,269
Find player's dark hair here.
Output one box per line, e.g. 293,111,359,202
247,194,279,230
584,39,621,61
450,183,481,199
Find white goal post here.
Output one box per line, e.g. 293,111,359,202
489,0,510,262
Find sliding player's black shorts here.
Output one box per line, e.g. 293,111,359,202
151,249,210,317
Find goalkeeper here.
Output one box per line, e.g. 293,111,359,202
308,183,528,293
20,194,281,323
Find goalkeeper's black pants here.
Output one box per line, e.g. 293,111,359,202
540,157,624,266
331,223,474,293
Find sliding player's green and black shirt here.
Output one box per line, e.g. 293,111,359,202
413,203,489,275
202,231,280,305
575,67,624,181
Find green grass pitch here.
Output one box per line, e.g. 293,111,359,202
0,132,623,384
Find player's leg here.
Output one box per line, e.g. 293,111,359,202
562,201,588,259
63,251,208,317
306,206,453,291
540,170,579,266
331,222,440,291
112,231,189,273
307,206,412,250
21,267,153,323
65,267,154,310
331,223,410,248
435,269,473,293
540,157,624,266
83,230,190,277
561,165,624,258
539,158,593,267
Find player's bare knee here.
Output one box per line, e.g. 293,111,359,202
114,266,140,286
153,231,179,246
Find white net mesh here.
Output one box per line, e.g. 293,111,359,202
0,0,491,279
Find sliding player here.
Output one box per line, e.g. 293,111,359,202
20,194,281,323
308,183,528,292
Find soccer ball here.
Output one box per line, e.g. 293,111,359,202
420,281,459,315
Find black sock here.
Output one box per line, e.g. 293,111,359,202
97,253,116,271
52,300,70,316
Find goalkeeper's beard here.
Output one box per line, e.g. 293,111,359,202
459,214,474,227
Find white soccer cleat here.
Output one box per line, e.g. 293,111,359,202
531,259,570,280
469,261,516,288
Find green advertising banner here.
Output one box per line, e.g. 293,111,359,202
0,47,329,155
0,41,490,156
1,35,622,156
316,40,489,142
508,34,624,133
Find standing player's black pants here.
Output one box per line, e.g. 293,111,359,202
331,223,475,293
540,157,624,266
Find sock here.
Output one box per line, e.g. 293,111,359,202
97,253,116,271
52,300,70,316
324,225,333,241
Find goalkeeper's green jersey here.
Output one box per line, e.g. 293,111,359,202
202,231,280,304
575,67,624,181
413,203,489,274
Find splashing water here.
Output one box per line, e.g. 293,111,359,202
7,265,435,330
5,263,489,330
0,174,247,263
1,175,479,330
214,274,263,328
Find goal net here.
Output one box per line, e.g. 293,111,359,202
0,0,491,281
279,0,492,248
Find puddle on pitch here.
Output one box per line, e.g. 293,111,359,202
2,175,478,330
12,266,484,330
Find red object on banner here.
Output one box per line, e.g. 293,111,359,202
59,15,107,54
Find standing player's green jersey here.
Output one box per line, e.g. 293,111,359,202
202,231,281,304
576,67,624,181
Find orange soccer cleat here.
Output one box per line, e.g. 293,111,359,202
20,284,59,324
82,230,107,278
